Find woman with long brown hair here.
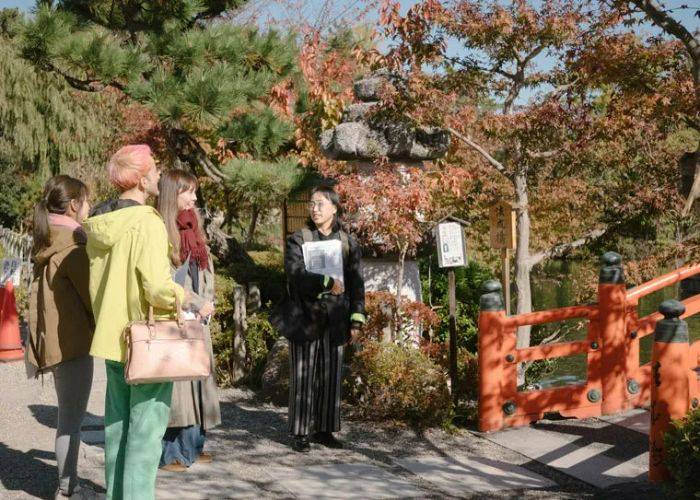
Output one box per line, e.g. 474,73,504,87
156,169,221,471
28,175,95,498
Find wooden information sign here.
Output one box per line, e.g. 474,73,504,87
489,200,516,250
489,201,516,315
436,221,468,268
432,216,468,406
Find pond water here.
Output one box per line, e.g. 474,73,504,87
525,260,700,387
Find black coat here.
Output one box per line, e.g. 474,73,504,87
274,228,365,345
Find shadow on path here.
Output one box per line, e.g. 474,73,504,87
0,442,103,499
28,404,103,430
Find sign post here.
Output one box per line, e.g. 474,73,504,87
489,201,516,315
434,217,468,406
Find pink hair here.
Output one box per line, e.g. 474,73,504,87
107,145,156,191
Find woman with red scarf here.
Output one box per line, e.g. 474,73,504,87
156,169,221,472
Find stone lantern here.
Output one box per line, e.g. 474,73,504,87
319,70,451,306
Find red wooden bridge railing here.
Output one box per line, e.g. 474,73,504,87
477,253,700,481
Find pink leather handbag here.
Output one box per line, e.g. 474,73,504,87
123,296,211,385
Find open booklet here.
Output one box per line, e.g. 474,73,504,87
302,239,344,284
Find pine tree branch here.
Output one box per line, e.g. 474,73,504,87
168,127,227,182
528,228,608,267
42,61,126,92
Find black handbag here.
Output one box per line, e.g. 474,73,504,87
270,285,328,343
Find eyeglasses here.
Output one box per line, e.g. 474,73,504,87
308,201,328,210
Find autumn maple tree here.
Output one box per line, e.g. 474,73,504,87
374,0,695,352
615,0,700,217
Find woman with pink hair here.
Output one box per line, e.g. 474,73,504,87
84,144,185,499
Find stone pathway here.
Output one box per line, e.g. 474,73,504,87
483,414,649,489
0,359,665,499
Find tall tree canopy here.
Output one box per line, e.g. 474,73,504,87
374,0,696,348
21,0,304,247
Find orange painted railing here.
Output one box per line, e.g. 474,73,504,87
647,299,700,481
477,253,700,435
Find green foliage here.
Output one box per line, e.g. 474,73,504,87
0,8,22,38
222,157,303,207
210,272,237,386
225,250,286,305
21,2,301,246
665,408,700,498
0,13,115,228
1,26,111,175
56,0,244,33
23,4,298,146
241,311,278,388
220,107,295,159
420,255,493,352
347,340,453,428
0,167,42,229
210,271,280,388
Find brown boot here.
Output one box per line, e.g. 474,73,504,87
196,452,213,463
160,461,187,472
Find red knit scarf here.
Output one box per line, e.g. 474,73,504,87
176,209,209,269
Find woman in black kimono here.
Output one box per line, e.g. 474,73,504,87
276,186,366,452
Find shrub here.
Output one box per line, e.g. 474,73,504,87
242,310,278,388
665,407,700,497
211,272,279,387
419,257,493,352
211,273,237,386
227,250,286,305
363,291,440,344
421,343,479,402
346,340,452,428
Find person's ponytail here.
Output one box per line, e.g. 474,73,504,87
32,198,51,255
31,175,89,256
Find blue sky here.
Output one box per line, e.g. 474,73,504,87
2,0,698,105
2,0,696,31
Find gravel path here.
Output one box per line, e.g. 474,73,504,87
0,359,665,499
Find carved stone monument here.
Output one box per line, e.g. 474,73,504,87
320,70,450,164
320,70,451,310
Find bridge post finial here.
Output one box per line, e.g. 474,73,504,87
479,279,504,312
599,251,624,285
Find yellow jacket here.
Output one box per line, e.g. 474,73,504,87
84,204,184,362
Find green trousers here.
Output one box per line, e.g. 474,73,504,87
104,361,173,500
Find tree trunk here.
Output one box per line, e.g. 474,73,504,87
394,242,408,342
513,168,533,384
682,142,700,216
245,204,260,247
230,284,248,384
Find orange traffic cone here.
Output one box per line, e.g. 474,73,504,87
0,280,24,362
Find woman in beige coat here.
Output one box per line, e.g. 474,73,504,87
157,169,221,472
28,175,95,498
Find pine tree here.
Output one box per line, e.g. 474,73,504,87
21,1,304,246
23,4,296,181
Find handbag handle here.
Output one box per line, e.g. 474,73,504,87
147,291,184,328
